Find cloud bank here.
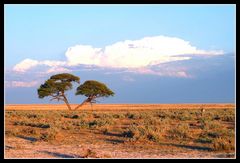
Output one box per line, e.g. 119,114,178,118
65,36,223,68
5,81,39,88
12,35,224,80
13,59,67,73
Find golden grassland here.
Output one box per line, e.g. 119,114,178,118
5,103,235,158
5,103,235,111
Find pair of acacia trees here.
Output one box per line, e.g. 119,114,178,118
37,73,114,110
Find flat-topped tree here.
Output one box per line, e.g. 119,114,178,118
75,80,114,110
37,73,80,110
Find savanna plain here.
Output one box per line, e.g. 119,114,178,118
5,104,235,158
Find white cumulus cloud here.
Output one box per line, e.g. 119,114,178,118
65,45,102,66
65,35,223,68
13,59,66,73
13,59,39,72
12,35,224,77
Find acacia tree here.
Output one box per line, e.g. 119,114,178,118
37,73,80,110
74,80,114,110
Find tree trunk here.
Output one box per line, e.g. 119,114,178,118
62,94,72,110
74,98,88,110
74,96,97,110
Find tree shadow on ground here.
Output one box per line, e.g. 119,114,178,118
105,138,124,144
17,135,38,142
104,132,123,137
40,150,82,158
96,131,125,144
159,142,212,151
216,153,235,158
94,130,124,138
5,145,14,150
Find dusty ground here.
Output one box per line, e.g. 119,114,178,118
5,137,235,159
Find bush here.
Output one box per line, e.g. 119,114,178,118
88,120,98,128
27,114,38,118
138,112,151,119
196,137,212,144
212,138,235,151
13,121,50,128
73,120,88,128
82,149,99,158
122,130,135,138
221,114,235,122
122,125,163,143
156,111,166,119
61,121,74,130
125,112,135,119
112,113,125,119
88,119,114,128
213,115,221,120
167,124,190,140
122,125,144,141
146,130,161,142
202,122,233,138
63,114,79,119
207,132,220,138
204,121,222,130
101,127,109,135
143,117,161,125
174,110,193,121
5,128,21,137
93,113,112,119
40,127,59,141
21,127,37,135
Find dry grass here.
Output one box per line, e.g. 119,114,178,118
5,104,235,158
5,103,235,111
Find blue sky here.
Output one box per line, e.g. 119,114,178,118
4,4,236,104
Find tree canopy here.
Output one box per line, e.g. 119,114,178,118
37,73,114,111
37,73,80,110
75,80,114,110
76,80,114,97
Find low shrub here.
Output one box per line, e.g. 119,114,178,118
88,118,114,128
72,120,88,128
40,127,59,141
13,121,50,128
61,121,74,130
63,114,79,119
167,124,190,140
93,113,112,119
27,114,38,118
122,130,135,138
196,137,213,144
101,127,109,135
143,117,161,125
21,127,37,135
146,130,161,142
122,125,163,143
112,113,125,119
82,149,99,158
5,128,21,137
221,114,235,122
212,138,235,151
